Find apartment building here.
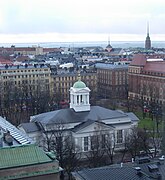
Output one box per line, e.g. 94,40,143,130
51,71,97,100
128,54,165,104
96,63,128,99
0,64,51,96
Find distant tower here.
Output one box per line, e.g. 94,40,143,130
106,36,113,52
145,22,151,49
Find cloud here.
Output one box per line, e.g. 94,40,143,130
0,0,165,42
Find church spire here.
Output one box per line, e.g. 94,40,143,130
145,22,151,50
147,22,149,37
106,35,112,50
108,35,110,45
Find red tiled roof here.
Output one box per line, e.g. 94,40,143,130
15,47,36,51
43,48,62,52
0,57,13,65
143,61,165,73
130,54,147,66
16,56,30,62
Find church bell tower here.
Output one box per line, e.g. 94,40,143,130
70,74,91,112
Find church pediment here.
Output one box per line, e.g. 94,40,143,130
72,120,114,134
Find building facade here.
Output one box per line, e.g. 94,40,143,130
51,71,97,100
128,54,165,104
0,64,51,96
96,63,128,99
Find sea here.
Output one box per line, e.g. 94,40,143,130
0,41,165,49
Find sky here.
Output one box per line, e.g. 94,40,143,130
0,0,165,43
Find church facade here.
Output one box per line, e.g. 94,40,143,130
18,75,139,153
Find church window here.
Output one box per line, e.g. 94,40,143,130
91,135,98,150
84,137,89,151
117,130,123,143
101,134,106,149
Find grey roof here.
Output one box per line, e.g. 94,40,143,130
126,112,139,122
19,122,40,133
109,48,123,55
31,106,127,125
72,166,147,180
95,63,128,70
73,158,165,180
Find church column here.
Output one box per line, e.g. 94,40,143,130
74,95,77,105
87,94,89,104
82,94,85,104
71,94,74,104
86,95,88,104
70,94,72,104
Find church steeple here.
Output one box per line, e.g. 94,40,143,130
145,22,151,49
106,35,112,52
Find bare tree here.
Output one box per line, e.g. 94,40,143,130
124,127,150,159
41,124,81,179
105,132,116,164
86,134,105,168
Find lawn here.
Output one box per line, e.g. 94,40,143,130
135,111,163,130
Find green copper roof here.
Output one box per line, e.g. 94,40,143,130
0,144,52,169
73,80,86,88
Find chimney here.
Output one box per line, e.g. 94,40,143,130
120,162,123,167
135,167,142,177
4,130,13,146
132,158,134,163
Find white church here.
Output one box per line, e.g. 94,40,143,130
18,75,139,152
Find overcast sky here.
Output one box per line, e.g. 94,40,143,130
0,0,165,43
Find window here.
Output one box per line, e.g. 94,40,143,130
84,137,89,151
117,130,123,143
91,135,97,150
101,134,106,149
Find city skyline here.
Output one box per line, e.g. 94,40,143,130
0,0,165,43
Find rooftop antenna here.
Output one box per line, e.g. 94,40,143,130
77,71,81,81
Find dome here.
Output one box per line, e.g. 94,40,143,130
73,80,86,88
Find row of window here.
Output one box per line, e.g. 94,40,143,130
2,74,49,79
54,75,97,81
3,79,49,86
83,130,123,152
1,68,49,74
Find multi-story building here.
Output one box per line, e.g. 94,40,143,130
0,46,62,56
0,64,51,95
96,63,128,99
128,54,165,104
51,71,97,101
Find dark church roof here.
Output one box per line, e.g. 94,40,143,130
31,106,127,125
